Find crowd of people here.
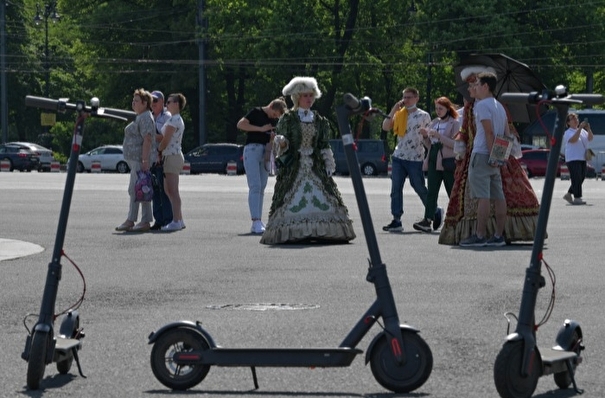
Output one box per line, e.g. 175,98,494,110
246,69,541,247
118,65,579,248
115,88,188,233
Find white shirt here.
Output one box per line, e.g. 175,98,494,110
564,127,590,162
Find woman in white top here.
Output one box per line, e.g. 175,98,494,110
158,93,187,231
563,113,593,205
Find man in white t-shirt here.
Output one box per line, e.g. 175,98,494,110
460,72,510,247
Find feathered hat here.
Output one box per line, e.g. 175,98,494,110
282,76,322,99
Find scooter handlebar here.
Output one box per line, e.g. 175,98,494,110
500,91,604,106
25,95,71,111
25,95,136,121
569,94,604,105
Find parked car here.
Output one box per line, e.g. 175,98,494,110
7,142,54,172
77,145,130,173
519,149,596,178
184,143,244,174
0,143,40,172
329,139,389,176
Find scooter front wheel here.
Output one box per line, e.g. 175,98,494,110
369,329,433,393
494,340,541,398
26,331,49,390
150,327,211,390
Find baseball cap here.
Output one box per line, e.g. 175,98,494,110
151,90,164,101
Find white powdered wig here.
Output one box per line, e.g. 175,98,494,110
460,65,497,81
282,76,322,98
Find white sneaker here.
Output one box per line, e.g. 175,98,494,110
162,220,184,231
250,220,265,234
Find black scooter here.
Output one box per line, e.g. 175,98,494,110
147,94,433,393
494,87,604,398
21,95,135,390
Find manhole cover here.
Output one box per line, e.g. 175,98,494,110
206,303,320,311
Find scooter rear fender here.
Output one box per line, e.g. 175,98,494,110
554,319,582,351
147,320,218,348
58,310,80,338
364,324,419,364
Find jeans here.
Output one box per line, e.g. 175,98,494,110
151,163,173,226
243,144,269,220
389,156,427,219
424,145,454,220
566,160,587,198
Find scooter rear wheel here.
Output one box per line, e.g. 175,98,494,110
494,340,541,398
26,331,48,390
56,316,79,375
553,330,581,389
369,329,433,393
150,327,211,390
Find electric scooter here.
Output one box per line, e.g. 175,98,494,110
21,95,135,390
494,87,604,398
147,93,433,393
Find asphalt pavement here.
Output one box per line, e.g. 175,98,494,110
1,171,604,398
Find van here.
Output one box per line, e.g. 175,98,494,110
522,109,605,173
329,139,389,176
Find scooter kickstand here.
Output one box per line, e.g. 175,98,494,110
566,358,583,394
250,366,259,390
72,347,87,378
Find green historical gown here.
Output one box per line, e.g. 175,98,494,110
260,111,356,244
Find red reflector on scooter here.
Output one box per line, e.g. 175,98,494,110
174,353,202,362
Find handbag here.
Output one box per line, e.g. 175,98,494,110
585,148,595,161
440,148,456,172
135,170,154,202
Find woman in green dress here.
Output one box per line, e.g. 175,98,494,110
260,77,356,245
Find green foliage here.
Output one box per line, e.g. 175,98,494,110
5,0,605,159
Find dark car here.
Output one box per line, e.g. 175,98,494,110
0,143,40,172
7,142,54,172
519,149,596,178
184,143,245,175
329,139,389,176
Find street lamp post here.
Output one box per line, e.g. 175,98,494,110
34,1,60,99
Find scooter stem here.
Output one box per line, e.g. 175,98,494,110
514,100,571,375
35,108,87,331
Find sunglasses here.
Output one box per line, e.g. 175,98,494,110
165,100,175,105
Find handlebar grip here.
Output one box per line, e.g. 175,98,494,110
103,107,136,121
569,94,604,105
25,95,75,111
344,93,360,110
499,93,539,105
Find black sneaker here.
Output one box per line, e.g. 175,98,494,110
459,234,487,247
150,223,162,231
433,207,443,230
382,220,403,232
413,218,432,233
486,235,506,247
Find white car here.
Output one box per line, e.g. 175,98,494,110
7,141,54,172
77,145,130,173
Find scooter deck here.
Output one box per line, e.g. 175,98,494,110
180,347,363,367
54,337,81,353
541,348,579,375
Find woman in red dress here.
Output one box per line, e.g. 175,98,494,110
439,66,541,245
